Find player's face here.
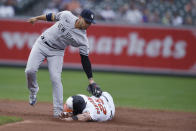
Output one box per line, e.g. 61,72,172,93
80,17,91,30
81,20,91,30
75,17,92,30
63,103,73,113
84,20,91,28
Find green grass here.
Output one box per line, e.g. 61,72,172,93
0,116,22,125
0,67,196,112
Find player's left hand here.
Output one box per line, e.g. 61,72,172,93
59,112,73,118
87,83,102,97
28,17,38,24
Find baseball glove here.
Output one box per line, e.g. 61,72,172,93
87,83,102,97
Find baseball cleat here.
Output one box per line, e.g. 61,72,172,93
53,109,63,118
29,94,37,106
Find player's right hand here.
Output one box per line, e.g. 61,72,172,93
28,17,38,24
87,83,102,97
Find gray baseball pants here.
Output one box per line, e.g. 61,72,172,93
25,37,64,117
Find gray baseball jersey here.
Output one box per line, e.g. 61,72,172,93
41,11,90,56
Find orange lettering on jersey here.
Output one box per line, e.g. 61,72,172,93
88,97,107,115
98,104,107,115
88,97,100,114
96,98,104,104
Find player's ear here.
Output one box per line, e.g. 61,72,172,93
64,104,73,112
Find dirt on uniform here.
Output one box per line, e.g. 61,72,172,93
0,100,196,131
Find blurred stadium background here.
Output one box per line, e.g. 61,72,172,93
0,0,196,111
0,0,196,26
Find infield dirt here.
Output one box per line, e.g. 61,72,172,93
0,100,195,131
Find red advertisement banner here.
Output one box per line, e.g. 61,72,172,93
0,19,196,74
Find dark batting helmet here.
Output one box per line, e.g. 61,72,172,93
66,95,87,115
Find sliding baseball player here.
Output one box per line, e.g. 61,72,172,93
59,91,115,122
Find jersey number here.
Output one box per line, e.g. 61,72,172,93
58,23,66,32
96,98,107,115
88,97,107,115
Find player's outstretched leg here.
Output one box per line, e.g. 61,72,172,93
25,41,45,106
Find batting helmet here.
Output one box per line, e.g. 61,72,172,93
65,95,87,115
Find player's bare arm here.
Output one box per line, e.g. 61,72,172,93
60,112,92,122
28,13,55,24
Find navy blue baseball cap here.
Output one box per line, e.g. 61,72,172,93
80,9,96,24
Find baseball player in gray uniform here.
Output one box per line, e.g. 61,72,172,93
25,9,102,118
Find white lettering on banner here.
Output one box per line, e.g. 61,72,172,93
88,36,96,53
27,33,40,48
96,37,113,54
162,36,173,58
146,39,161,57
173,41,186,59
128,33,145,56
1,32,39,49
2,32,28,49
114,38,127,55
1,31,187,59
88,33,187,59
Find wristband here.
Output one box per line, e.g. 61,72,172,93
72,115,78,120
46,13,53,21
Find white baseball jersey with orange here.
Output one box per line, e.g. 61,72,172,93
79,92,115,122
41,10,90,56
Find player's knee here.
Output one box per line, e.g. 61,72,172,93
50,74,61,85
25,68,36,76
